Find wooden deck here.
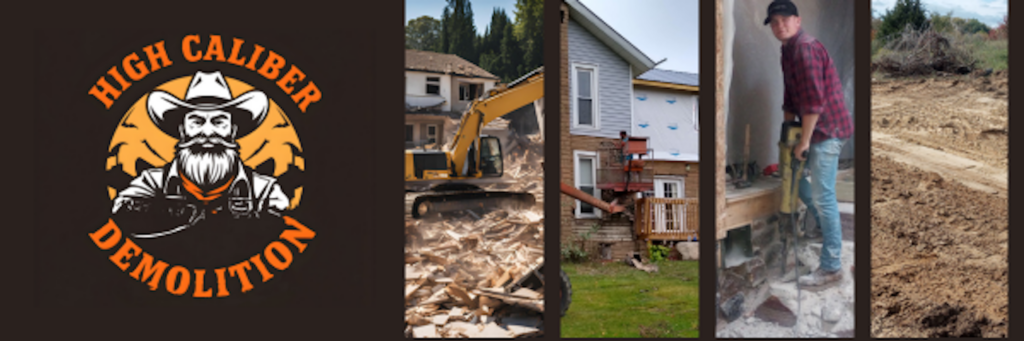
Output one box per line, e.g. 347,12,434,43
635,197,699,241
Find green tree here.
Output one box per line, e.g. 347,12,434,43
498,22,524,82
878,0,927,42
928,11,955,34
479,8,514,81
441,7,451,53
441,0,478,63
961,18,990,35
514,0,544,74
406,16,442,52
480,8,511,61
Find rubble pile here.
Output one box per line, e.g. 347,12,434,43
405,113,545,337
484,133,544,201
405,209,545,338
717,212,857,338
717,241,856,338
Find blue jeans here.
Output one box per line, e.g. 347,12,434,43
797,138,846,272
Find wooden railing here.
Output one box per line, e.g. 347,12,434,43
635,198,699,241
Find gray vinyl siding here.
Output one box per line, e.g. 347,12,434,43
568,19,632,139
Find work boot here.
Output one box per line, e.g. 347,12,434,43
798,267,842,287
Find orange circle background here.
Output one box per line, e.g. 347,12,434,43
105,76,305,209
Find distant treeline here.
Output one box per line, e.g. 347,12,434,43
406,0,544,83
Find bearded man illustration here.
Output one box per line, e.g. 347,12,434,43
112,71,289,239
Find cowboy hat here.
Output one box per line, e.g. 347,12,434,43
147,71,269,138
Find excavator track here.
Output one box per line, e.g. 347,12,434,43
411,190,536,218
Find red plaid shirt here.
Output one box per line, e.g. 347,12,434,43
781,29,853,143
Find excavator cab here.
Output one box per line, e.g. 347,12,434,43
479,136,503,177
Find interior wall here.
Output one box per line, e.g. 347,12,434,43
725,0,855,168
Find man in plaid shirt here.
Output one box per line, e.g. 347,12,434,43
766,0,853,287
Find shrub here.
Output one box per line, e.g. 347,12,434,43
649,244,672,262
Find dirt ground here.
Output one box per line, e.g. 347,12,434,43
870,73,1008,338
872,72,1008,172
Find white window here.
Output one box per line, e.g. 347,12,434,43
574,150,600,218
654,178,684,198
652,177,686,233
426,124,438,144
426,77,440,95
572,63,599,129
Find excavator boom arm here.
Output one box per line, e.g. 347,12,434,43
448,69,544,176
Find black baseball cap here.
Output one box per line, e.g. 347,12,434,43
764,0,799,25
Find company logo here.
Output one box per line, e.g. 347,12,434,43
87,35,318,298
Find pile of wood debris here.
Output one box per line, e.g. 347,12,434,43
404,125,545,338
405,209,545,338
483,133,544,203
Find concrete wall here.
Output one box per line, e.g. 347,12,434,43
724,0,855,168
632,85,700,161
568,18,633,139
406,70,453,112
405,115,448,149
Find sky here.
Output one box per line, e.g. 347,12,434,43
872,0,1007,27
405,0,701,75
579,0,700,74
406,0,520,36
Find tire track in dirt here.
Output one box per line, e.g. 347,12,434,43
872,132,1006,197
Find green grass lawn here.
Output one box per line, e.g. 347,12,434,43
561,261,699,338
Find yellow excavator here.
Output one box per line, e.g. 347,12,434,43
405,67,544,218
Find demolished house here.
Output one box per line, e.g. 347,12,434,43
404,53,546,336
405,49,499,150
405,49,540,151
560,0,700,262
715,0,855,337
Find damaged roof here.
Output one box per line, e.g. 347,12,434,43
637,68,699,87
406,49,499,80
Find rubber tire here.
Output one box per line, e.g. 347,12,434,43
411,198,428,218
560,269,572,317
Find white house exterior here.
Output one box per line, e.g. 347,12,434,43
405,50,498,113
405,50,499,149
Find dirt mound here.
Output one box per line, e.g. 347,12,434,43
870,156,1007,338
